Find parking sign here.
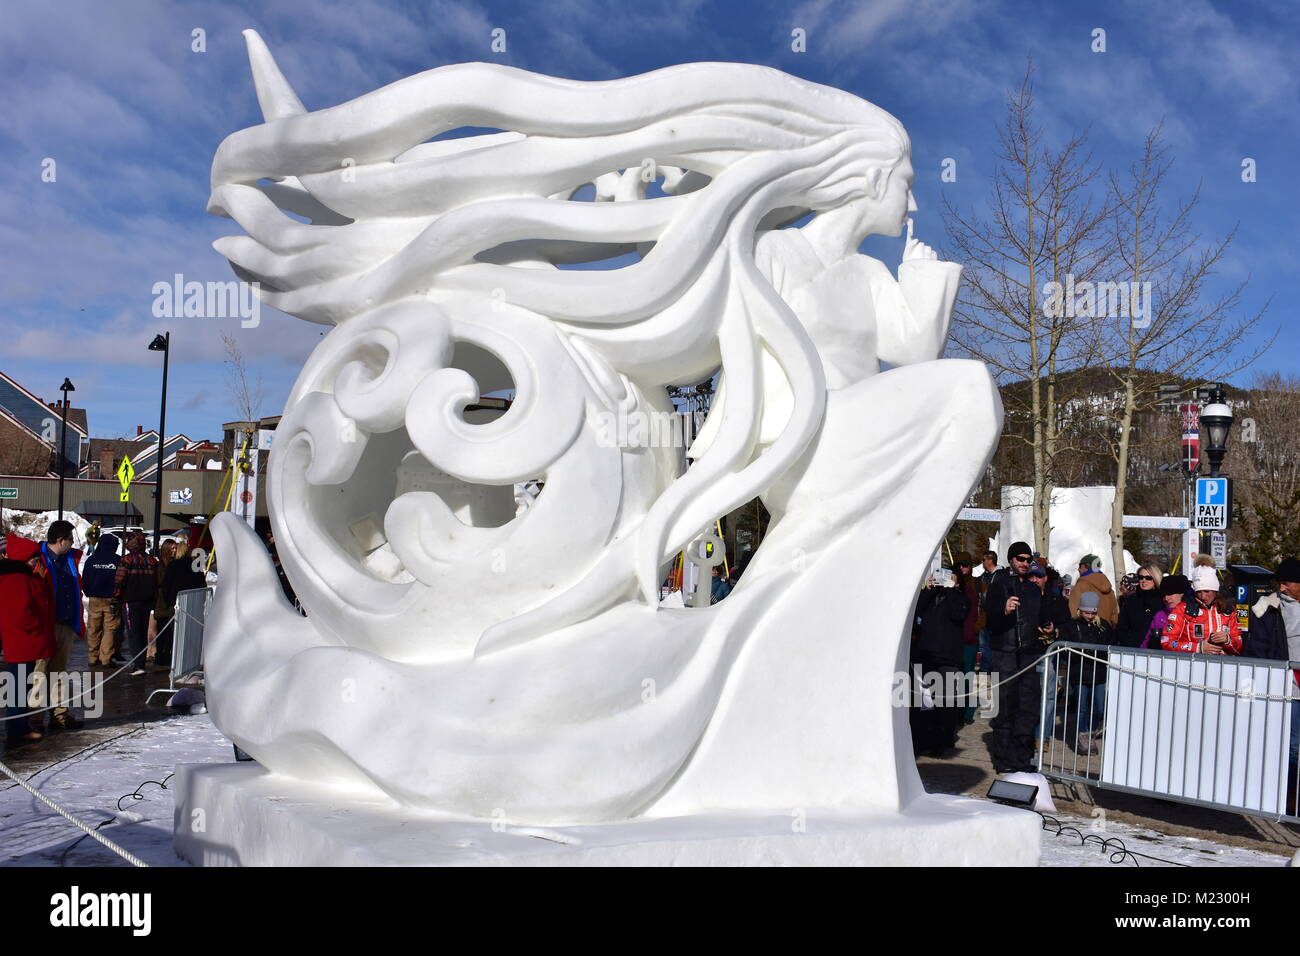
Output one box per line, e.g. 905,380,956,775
1193,477,1231,530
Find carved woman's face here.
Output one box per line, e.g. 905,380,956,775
842,157,915,240
878,157,916,235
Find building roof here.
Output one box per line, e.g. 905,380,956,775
87,437,153,459
0,371,89,443
76,500,143,520
87,434,194,479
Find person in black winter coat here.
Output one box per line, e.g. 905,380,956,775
1116,563,1164,648
982,541,1047,773
1243,557,1300,796
910,571,971,757
80,533,120,667
155,542,209,669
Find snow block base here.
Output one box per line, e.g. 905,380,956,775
173,764,1041,866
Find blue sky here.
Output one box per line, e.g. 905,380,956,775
0,0,1294,440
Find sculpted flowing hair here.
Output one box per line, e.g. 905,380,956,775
211,37,910,603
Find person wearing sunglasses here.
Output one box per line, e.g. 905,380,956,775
1117,562,1164,648
983,541,1047,774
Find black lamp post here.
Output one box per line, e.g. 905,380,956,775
56,377,75,520
148,332,171,556
1201,385,1234,478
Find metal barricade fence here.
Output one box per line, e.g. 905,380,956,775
1038,641,1299,823
173,586,210,681
147,587,211,704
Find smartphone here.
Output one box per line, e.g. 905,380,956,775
1194,623,1204,641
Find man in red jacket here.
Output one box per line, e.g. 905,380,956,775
0,535,57,749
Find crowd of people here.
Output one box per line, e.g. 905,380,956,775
0,521,207,753
912,542,1300,798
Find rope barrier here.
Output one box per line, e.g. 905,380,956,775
4,617,177,722
0,756,149,867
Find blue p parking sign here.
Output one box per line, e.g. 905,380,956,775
1193,477,1231,530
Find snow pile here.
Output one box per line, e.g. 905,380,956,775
2,508,92,550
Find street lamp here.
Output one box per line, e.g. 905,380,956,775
56,377,75,520
1201,385,1234,478
148,332,171,556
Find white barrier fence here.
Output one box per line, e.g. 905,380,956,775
1039,642,1299,823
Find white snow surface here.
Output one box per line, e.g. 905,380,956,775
0,713,1289,866
1037,813,1289,867
0,714,232,867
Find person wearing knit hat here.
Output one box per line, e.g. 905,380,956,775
1160,563,1241,656
1068,589,1115,754
1273,557,1300,587
1069,553,1119,626
1189,565,1220,592
984,539,1050,773
1243,557,1300,794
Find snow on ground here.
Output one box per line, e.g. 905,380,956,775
1036,813,1290,867
0,712,1291,866
0,714,232,867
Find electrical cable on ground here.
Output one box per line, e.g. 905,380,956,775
52,772,176,866
1037,811,1191,867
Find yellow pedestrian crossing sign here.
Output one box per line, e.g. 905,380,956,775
117,455,134,491
119,490,130,503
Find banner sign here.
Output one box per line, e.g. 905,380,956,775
1180,402,1200,474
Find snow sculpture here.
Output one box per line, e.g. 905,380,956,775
998,486,1138,583
194,31,1029,860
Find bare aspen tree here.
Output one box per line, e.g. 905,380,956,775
1097,127,1270,575
944,64,1112,556
1231,372,1300,564
220,331,266,424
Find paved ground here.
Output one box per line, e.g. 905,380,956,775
917,714,1300,857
